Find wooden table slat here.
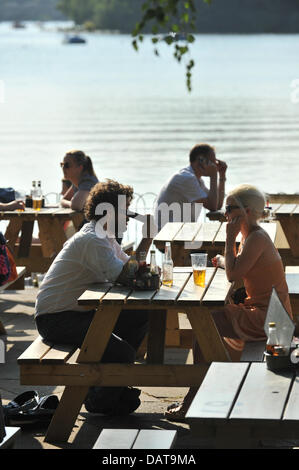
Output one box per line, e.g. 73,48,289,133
186,362,249,420
172,222,202,242
270,203,283,213
77,283,113,306
133,429,177,449
153,222,183,242
17,336,53,364
41,344,78,364
291,205,299,215
230,362,293,421
93,429,139,449
152,272,191,303
286,273,299,295
275,204,298,215
192,222,221,244
201,267,232,305
283,371,299,421
126,288,157,303
176,267,215,304
101,284,132,303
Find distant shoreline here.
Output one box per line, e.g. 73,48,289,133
2,21,299,36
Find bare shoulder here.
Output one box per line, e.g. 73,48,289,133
244,228,269,247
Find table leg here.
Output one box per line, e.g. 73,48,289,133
17,221,34,258
171,244,186,266
71,213,84,231
185,306,231,362
77,305,122,363
146,309,167,364
49,218,67,254
4,219,23,254
37,219,56,258
45,305,122,443
45,386,89,443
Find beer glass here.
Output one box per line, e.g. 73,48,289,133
32,196,42,211
190,253,208,287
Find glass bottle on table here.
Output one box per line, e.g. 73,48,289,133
30,181,36,198
150,249,159,275
266,321,280,356
162,242,173,287
128,250,139,278
138,251,147,274
33,180,42,211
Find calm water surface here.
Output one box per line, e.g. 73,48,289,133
1,21,299,209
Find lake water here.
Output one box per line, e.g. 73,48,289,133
1,21,299,212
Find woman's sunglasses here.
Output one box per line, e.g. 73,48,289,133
225,205,241,213
60,162,70,169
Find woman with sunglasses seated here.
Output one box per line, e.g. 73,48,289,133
60,150,98,211
165,183,293,422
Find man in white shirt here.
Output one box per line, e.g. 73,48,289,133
154,143,227,230
35,180,154,416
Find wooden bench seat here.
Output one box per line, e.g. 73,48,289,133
93,428,177,449
0,266,26,293
186,361,299,448
17,335,78,365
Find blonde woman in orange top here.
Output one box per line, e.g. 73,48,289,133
165,183,293,421
211,183,292,352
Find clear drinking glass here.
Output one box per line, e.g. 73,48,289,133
190,253,208,287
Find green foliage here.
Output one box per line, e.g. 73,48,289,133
132,0,211,92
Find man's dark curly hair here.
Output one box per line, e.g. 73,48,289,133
84,179,134,221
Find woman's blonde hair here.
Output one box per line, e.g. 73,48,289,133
227,184,266,218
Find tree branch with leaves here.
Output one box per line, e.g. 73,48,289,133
132,0,212,92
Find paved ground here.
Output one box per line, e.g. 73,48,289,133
1,287,299,451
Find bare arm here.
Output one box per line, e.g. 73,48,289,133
225,225,265,281
216,159,227,210
61,187,89,211
193,161,219,211
60,186,74,208
116,214,158,285
0,200,25,211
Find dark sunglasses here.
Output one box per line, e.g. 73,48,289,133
60,162,70,169
225,205,241,213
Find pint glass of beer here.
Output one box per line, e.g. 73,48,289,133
32,197,42,211
190,253,208,287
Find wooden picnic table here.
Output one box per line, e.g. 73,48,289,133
186,361,299,448
0,207,84,274
153,221,277,266
34,266,233,442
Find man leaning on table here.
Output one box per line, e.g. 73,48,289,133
34,179,155,416
154,143,227,231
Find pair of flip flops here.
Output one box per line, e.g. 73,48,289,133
3,391,59,427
